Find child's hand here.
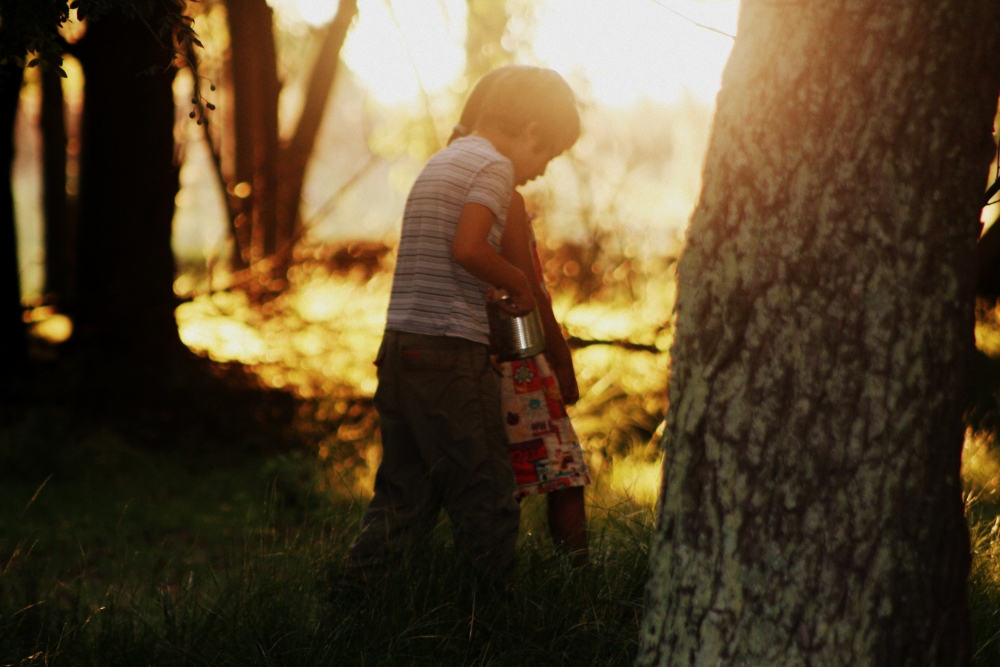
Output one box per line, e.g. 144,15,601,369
502,272,537,316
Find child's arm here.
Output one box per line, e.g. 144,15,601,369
500,193,580,405
452,202,536,314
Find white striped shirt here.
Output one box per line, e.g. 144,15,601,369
385,136,513,344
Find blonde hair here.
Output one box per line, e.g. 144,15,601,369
450,66,580,152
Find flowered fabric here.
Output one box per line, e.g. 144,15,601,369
499,353,591,499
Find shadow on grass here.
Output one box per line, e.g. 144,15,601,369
11,403,1000,665
0,407,651,667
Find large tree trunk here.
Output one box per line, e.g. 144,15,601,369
638,2,1000,666
0,65,26,370
74,11,184,368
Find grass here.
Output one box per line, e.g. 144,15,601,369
0,406,653,667
8,403,1000,665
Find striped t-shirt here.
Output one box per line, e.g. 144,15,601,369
385,136,514,344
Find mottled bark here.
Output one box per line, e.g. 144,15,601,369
638,2,1000,666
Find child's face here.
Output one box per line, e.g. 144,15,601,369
508,126,568,186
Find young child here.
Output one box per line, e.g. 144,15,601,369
450,71,590,563
346,66,581,583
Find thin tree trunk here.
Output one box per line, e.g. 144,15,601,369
638,2,1000,665
41,66,72,307
276,0,357,267
0,65,26,369
227,0,280,266
74,10,184,366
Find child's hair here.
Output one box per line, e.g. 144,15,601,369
449,66,580,153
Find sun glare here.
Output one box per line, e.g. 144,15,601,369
534,0,738,106
339,0,467,105
272,0,738,108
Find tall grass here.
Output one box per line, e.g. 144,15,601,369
0,416,655,667
1,508,653,666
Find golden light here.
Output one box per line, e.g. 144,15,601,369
534,0,738,106
609,452,663,506
30,314,73,344
340,0,466,106
327,0,738,108
292,0,338,27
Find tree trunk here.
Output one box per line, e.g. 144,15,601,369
276,0,357,269
638,2,1000,666
223,0,356,290
227,0,281,266
0,65,26,369
74,10,184,367
41,66,72,307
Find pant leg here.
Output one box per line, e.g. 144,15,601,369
392,334,520,580
345,332,441,580
347,331,520,582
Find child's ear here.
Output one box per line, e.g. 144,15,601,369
523,120,541,139
525,121,546,151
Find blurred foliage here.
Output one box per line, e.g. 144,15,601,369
0,0,192,76
175,229,675,492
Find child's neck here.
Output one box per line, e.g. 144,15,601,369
471,128,518,162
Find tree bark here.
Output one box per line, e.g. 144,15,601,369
0,65,26,369
74,10,184,366
227,0,281,266
638,2,1000,666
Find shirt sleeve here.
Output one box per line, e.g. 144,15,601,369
466,158,514,219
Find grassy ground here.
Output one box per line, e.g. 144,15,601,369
6,402,1000,665
0,405,652,667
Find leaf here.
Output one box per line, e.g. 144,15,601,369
58,67,68,79
27,59,40,68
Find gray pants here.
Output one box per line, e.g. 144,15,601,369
346,330,520,581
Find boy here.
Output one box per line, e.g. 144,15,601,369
346,66,581,582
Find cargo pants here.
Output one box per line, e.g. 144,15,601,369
345,330,521,581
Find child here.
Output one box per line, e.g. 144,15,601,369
346,66,581,583
451,71,590,563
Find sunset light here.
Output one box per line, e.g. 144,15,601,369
272,0,739,107
8,2,1000,663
